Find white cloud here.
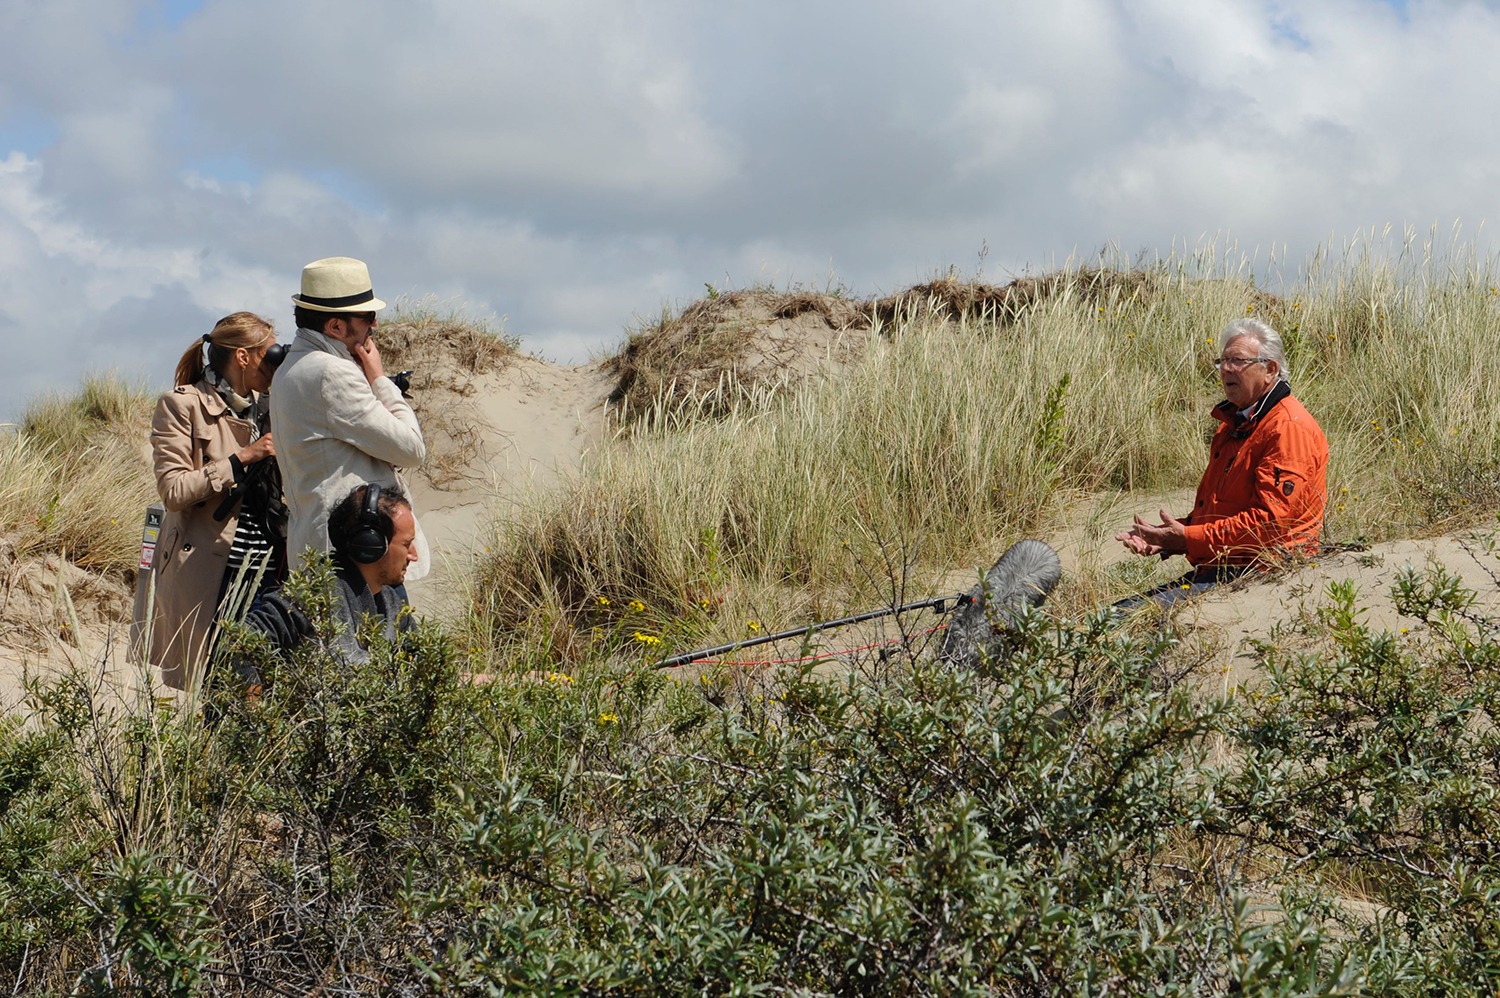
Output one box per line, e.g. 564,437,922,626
3,0,1500,421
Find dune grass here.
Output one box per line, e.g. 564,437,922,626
4,375,157,573
468,239,1500,665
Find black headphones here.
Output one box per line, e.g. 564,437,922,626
337,483,389,564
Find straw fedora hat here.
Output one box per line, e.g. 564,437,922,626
292,256,388,313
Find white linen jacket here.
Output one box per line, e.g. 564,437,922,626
270,327,430,580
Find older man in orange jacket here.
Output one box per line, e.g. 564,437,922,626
1115,317,1329,609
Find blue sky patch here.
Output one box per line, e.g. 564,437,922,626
1270,14,1312,51
137,0,208,34
0,111,60,157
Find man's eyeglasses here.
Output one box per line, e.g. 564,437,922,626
1213,356,1268,372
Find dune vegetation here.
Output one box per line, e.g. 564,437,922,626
469,236,1500,666
3,236,1500,992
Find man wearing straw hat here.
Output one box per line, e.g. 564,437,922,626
271,257,431,582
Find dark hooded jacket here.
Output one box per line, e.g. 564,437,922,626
235,561,414,684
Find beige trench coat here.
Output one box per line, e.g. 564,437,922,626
147,381,262,690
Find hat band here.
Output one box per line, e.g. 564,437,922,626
298,289,375,308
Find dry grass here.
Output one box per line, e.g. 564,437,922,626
471,241,1500,664
866,266,1169,326
604,288,871,429
7,375,156,575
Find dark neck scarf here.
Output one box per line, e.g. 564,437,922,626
1216,379,1291,439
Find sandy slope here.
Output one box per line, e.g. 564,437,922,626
404,356,613,619
3,349,1495,710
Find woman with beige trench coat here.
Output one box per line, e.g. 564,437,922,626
147,312,283,691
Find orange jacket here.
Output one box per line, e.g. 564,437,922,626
1182,382,1329,567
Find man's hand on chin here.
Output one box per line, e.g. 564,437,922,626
351,337,386,382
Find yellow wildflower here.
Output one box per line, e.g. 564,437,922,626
598,712,619,724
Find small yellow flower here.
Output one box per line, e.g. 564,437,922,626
598,712,619,724
547,671,574,684
746,620,761,633
627,599,646,613
596,595,610,607
633,631,661,646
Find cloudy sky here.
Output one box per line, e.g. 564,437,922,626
0,0,1491,421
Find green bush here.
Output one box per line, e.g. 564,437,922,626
11,535,1500,992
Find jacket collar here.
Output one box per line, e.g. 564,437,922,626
336,559,373,597
295,325,354,362
185,378,264,422
1213,379,1291,438
188,378,229,417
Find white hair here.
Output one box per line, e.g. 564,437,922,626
1219,317,1288,383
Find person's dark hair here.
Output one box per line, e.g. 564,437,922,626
174,312,274,387
327,481,411,557
294,306,334,333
